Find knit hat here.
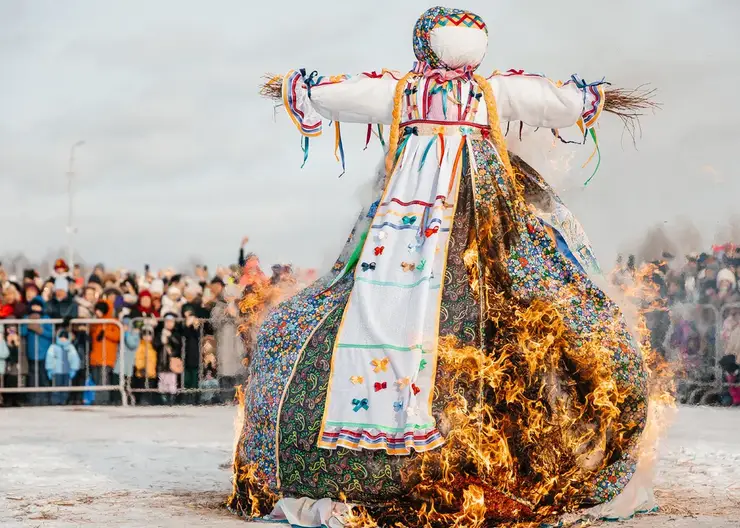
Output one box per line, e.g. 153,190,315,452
167,286,181,298
94,301,109,316
717,268,736,289
150,279,165,295
54,258,69,272
29,298,44,311
88,274,102,287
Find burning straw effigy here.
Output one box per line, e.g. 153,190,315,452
228,5,665,527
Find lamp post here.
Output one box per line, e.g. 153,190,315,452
66,140,85,270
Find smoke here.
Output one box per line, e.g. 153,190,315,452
618,215,740,265
505,126,579,192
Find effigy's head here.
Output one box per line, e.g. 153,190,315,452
413,6,488,70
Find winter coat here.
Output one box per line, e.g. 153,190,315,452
726,372,740,405
154,324,183,374
45,338,81,376
181,323,201,370
134,341,158,379
20,305,54,361
75,297,95,319
0,335,9,374
211,301,244,378
89,300,121,368
46,295,79,320
114,330,141,377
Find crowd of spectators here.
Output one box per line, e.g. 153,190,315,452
611,245,740,407
0,238,311,407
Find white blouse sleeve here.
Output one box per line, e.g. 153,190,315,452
486,72,606,130
281,69,398,137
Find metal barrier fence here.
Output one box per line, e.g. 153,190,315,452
0,318,127,406
1,312,246,407
662,302,740,405
100,315,241,406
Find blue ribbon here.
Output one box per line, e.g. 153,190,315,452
419,136,437,170
300,136,310,168
394,126,418,163
352,398,369,412
300,68,319,97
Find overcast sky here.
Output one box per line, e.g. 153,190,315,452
1,0,739,274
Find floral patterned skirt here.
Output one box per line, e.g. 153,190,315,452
234,144,648,510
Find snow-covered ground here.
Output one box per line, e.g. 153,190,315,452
1,405,738,527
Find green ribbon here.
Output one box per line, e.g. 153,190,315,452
583,128,601,186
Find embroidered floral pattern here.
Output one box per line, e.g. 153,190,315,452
470,139,648,503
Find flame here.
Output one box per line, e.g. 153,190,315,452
227,388,279,518
228,249,675,527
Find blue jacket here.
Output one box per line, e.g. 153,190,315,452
45,339,81,376
0,334,9,375
114,330,141,377
20,303,54,361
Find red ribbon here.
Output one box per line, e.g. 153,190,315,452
374,382,387,392
364,123,372,150
425,226,440,238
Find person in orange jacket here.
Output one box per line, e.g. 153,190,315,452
88,299,121,405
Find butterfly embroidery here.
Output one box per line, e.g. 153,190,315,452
376,231,387,241
402,215,417,225
393,401,403,412
361,262,376,272
374,246,385,256
352,398,369,412
374,382,387,392
401,262,416,272
406,405,420,418
425,226,440,237
419,359,428,371
395,377,410,389
350,376,364,385
371,357,389,373
416,259,427,272
412,383,421,396
407,241,421,253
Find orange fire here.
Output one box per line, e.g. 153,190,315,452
230,250,675,527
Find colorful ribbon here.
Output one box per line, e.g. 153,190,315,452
582,128,602,186
300,136,310,168
371,357,389,373
332,121,345,177
352,398,369,412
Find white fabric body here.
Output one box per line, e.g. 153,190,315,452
303,72,595,130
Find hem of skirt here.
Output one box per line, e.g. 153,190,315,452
317,427,444,454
